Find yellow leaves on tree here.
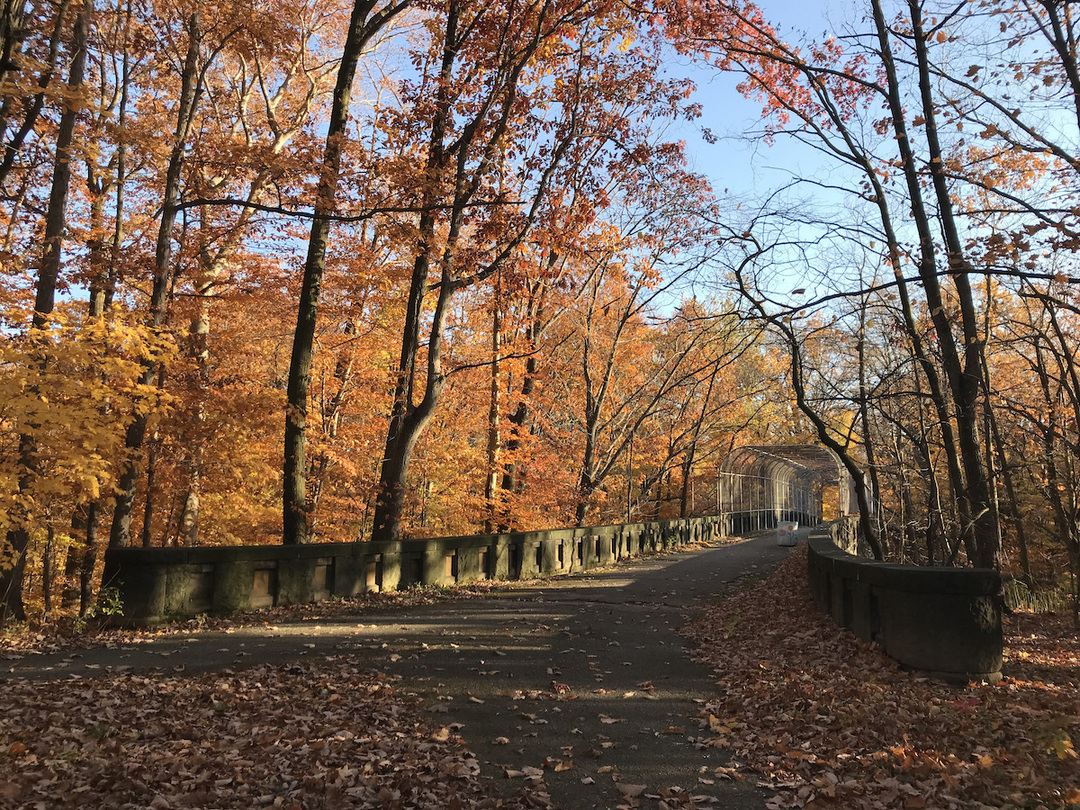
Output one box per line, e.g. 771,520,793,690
0,306,176,569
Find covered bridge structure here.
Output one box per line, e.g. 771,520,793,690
717,445,859,535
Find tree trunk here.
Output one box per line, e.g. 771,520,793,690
500,283,546,515
61,506,87,612
1,0,92,622
371,1,459,543
284,0,409,544
141,428,159,547
63,160,111,610
575,420,599,527
0,0,73,187
905,0,996,568
38,523,53,618
484,274,503,533
110,12,202,548
1032,338,1080,621
372,262,453,541
855,298,884,551
0,0,27,80
78,501,99,616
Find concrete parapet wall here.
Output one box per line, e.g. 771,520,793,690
103,516,725,625
806,521,1003,682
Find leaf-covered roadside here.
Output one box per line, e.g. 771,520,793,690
0,581,524,658
0,659,546,810
684,547,1080,810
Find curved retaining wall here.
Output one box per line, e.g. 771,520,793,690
806,522,1003,682
103,516,724,625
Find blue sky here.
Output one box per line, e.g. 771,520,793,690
672,0,854,204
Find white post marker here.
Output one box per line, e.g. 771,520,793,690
777,520,799,547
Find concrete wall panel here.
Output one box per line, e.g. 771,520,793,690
807,522,1002,682
104,516,726,625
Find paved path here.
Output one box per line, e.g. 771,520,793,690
4,534,800,809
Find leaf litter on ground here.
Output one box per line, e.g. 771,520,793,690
0,656,556,809
683,545,1080,810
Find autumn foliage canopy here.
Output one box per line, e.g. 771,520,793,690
3,0,1080,625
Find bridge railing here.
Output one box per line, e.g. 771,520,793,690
104,514,741,625
806,518,1003,682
